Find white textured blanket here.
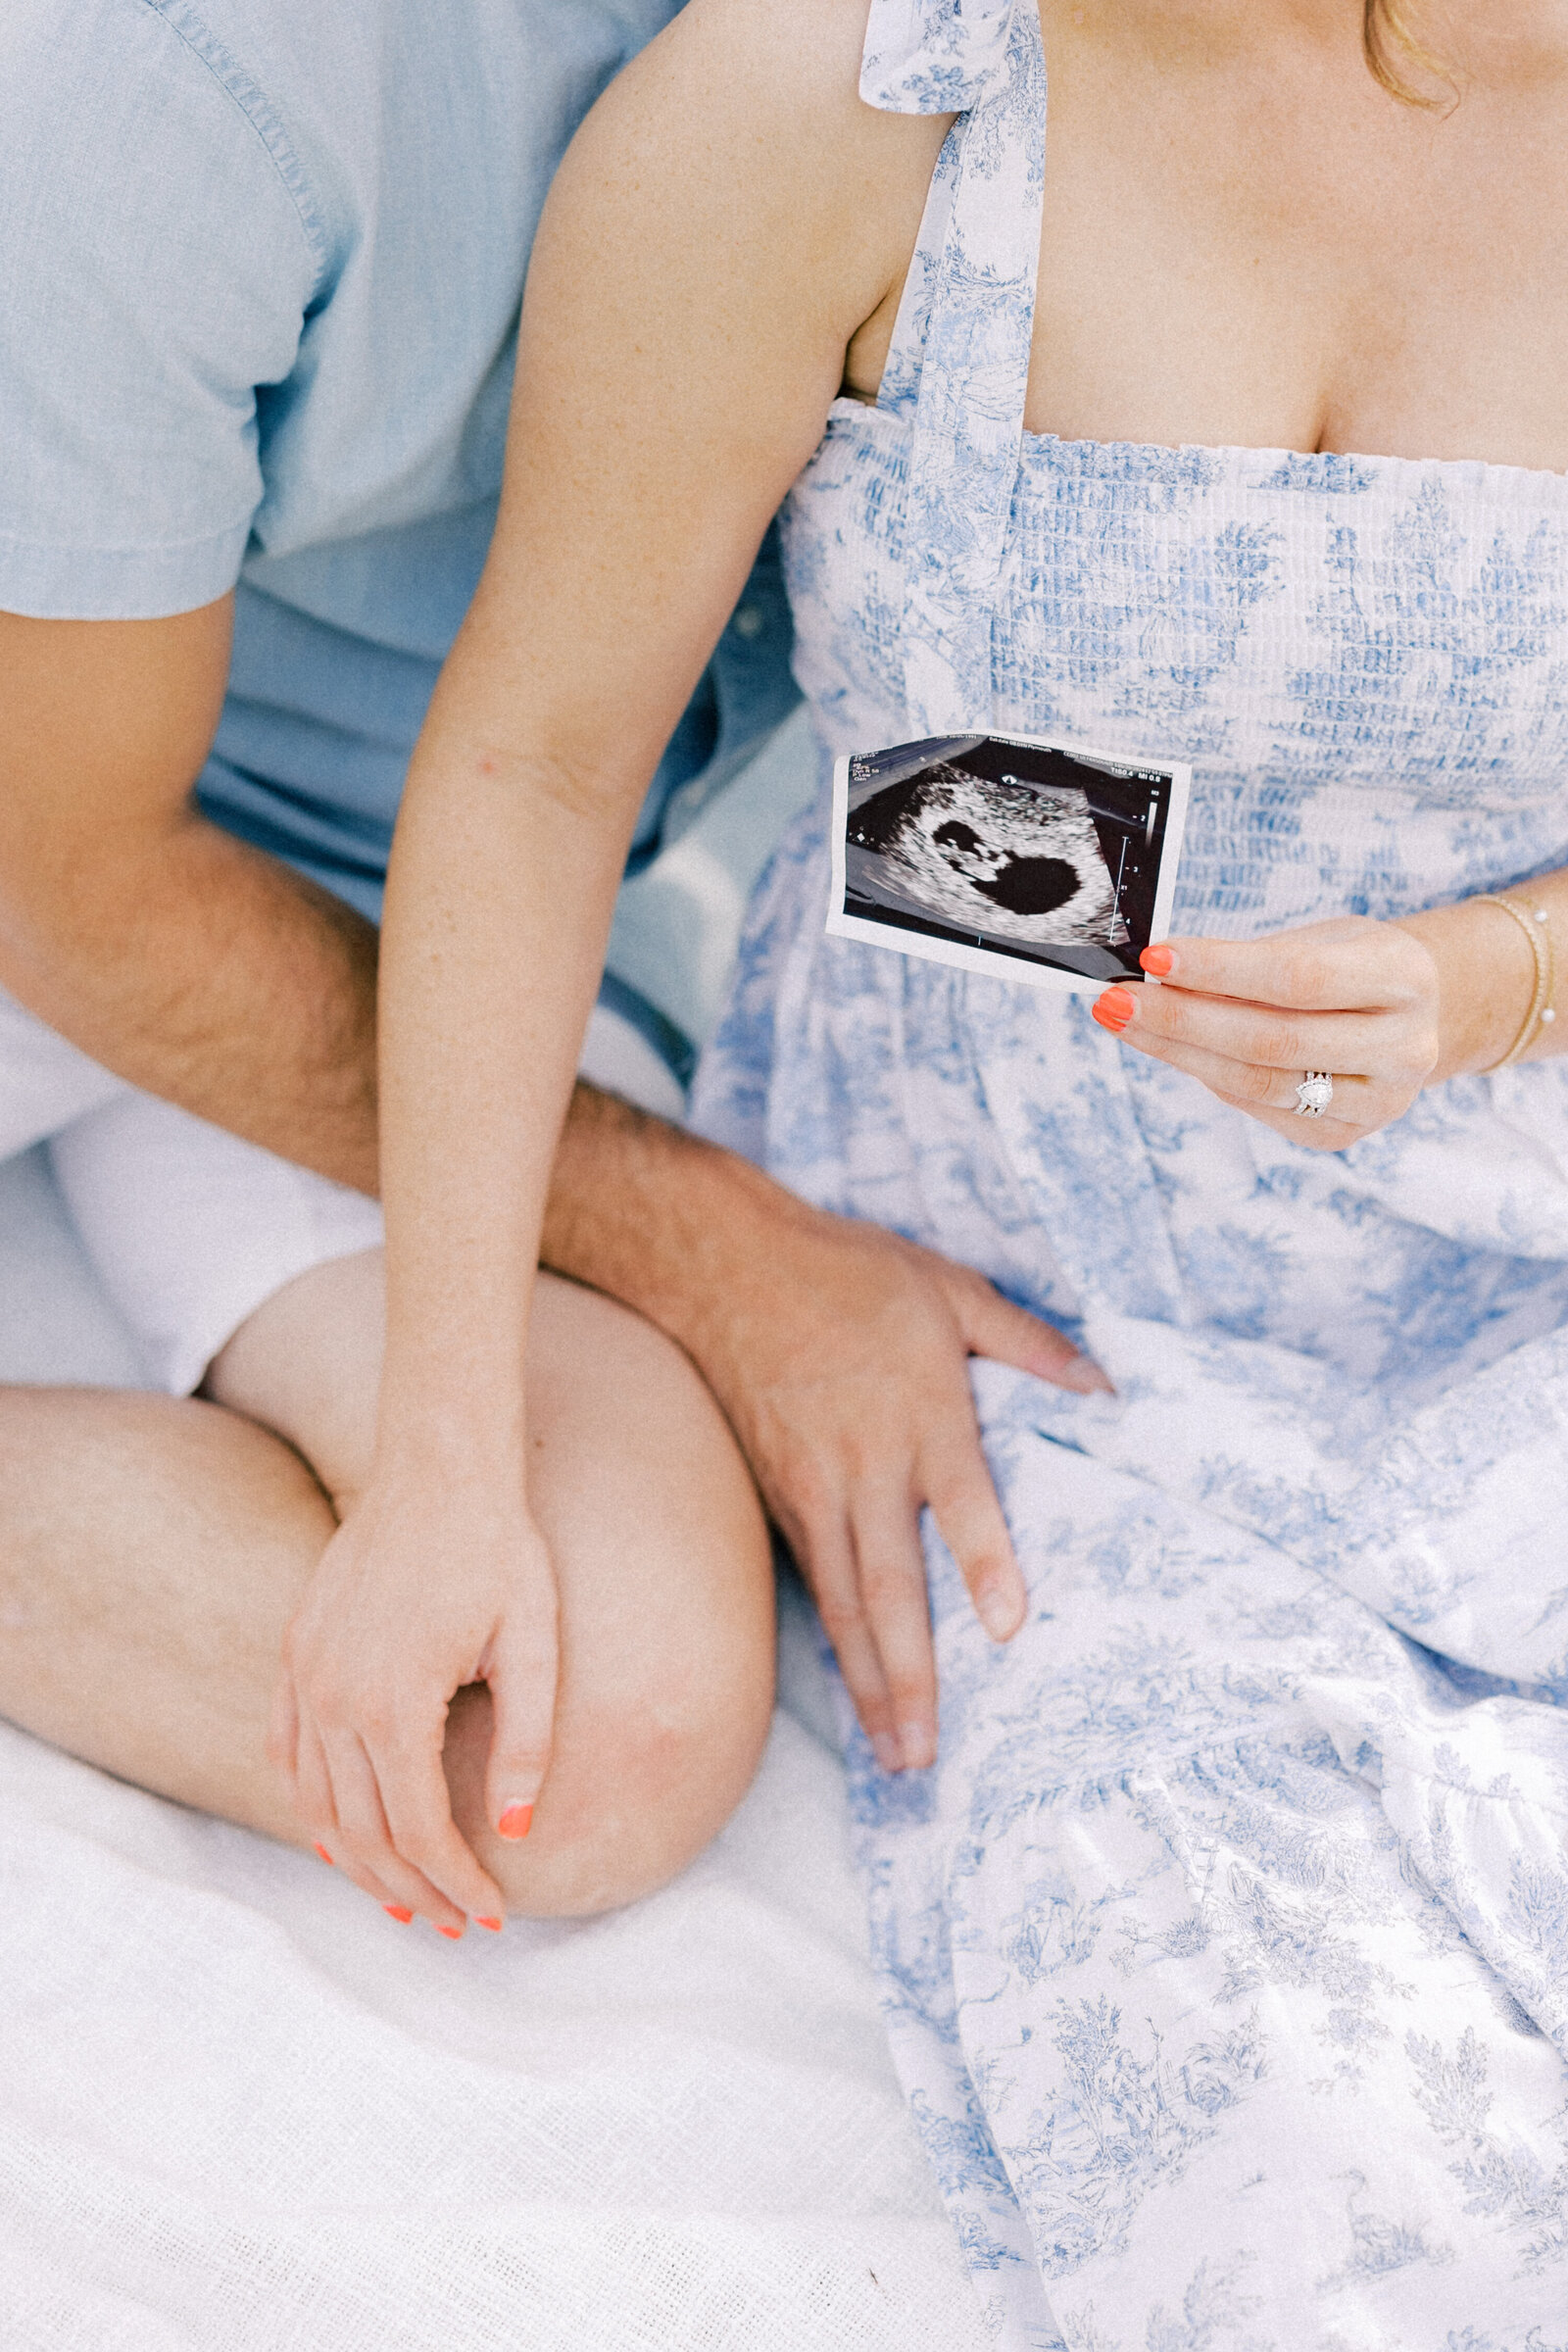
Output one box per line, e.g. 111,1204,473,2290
0,1145,982,2351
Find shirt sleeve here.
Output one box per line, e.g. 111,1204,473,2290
0,0,322,618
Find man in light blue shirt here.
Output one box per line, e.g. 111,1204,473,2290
0,0,797,1355
0,0,798,1913
3,0,792,931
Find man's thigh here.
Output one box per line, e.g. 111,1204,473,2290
203,1245,386,1505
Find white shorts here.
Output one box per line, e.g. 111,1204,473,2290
0,983,682,1399
0,984,384,1397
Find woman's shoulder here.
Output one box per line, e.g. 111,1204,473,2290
558,0,949,348
649,0,896,115
598,0,950,221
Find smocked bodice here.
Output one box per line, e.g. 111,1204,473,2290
787,410,1568,932
785,0,1568,936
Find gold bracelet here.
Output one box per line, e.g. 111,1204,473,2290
1474,894,1556,1070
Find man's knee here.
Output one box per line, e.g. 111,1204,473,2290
471,1276,777,1917
448,1581,776,1921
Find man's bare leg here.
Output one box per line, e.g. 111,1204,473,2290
0,1256,774,1922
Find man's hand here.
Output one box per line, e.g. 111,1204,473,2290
687,1209,1108,1771
545,1095,1108,1772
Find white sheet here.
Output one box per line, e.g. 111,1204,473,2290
0,1143,985,2350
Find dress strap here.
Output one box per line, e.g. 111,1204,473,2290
858,0,1048,732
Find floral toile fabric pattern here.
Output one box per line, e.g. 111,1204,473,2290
691,1,1568,2344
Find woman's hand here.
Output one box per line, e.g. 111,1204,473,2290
1090,914,1448,1151
270,1473,558,1935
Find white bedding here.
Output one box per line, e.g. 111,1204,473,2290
0,1139,984,2349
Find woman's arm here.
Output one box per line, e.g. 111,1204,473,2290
269,0,956,1923
1090,872,1568,1151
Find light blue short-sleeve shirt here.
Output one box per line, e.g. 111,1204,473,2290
0,0,796,925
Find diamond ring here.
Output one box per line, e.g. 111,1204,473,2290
1294,1071,1334,1118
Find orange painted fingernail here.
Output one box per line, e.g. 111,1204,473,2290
437,1924,465,1940
383,1904,414,1924
498,1804,533,1840
1092,988,1135,1032
1140,944,1174,976
314,1842,334,1865
475,1917,504,1932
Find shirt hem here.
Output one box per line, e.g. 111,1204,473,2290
0,525,251,620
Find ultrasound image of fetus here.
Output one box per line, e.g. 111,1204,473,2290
850,763,1123,947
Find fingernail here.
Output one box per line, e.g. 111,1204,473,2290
383,1904,414,1924
1059,1354,1116,1396
977,1588,1021,1642
1092,988,1135,1033
498,1803,533,1841
475,1917,504,1933
437,1924,465,1940
870,1732,903,1774
314,1843,334,1866
899,1723,935,1771
1140,945,1175,977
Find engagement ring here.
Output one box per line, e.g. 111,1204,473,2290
1294,1071,1334,1119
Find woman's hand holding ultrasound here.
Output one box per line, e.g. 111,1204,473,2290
1091,916,1445,1150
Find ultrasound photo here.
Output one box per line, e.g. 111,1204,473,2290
826,731,1191,992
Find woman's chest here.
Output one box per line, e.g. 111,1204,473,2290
1027,5,1568,475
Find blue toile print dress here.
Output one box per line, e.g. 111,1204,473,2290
692,1,1568,2343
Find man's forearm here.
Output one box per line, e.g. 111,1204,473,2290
0,812,382,1195
543,1082,801,1354
4,780,751,1229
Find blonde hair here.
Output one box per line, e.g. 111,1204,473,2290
1363,0,1450,108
